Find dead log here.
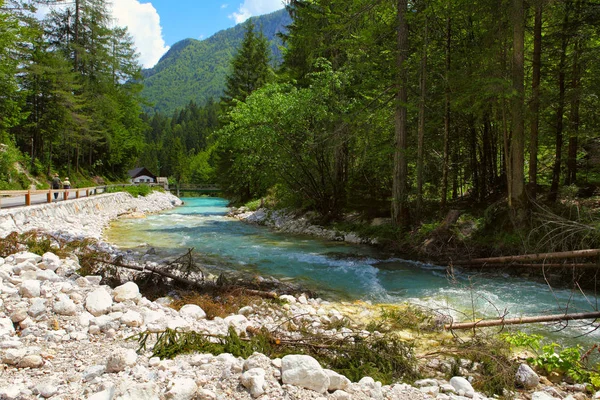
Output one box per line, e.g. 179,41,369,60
445,311,600,330
90,256,280,300
452,248,600,266
460,263,599,268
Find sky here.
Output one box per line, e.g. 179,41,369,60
38,0,287,68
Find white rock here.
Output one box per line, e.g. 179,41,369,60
86,288,113,316
414,379,439,387
34,383,57,398
241,368,266,398
114,383,160,400
144,310,167,332
450,376,475,398
282,354,330,394
19,280,41,298
28,298,47,318
532,392,560,400
9,309,28,323
165,378,198,400
113,282,139,302
53,293,77,316
36,269,60,282
279,295,296,304
515,363,539,389
106,349,138,373
325,369,351,391
121,310,144,327
2,347,26,364
179,304,206,320
0,317,16,337
238,306,253,316
83,365,106,382
42,252,61,271
0,386,21,400
14,252,42,264
197,389,217,400
18,354,43,368
330,390,351,400
167,316,191,331
224,314,249,335
87,387,115,400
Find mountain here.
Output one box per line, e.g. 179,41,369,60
140,8,292,115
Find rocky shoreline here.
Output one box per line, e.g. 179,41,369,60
0,193,596,399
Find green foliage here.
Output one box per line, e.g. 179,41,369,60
132,325,418,385
503,332,599,386
244,199,263,211
107,184,153,197
141,9,291,115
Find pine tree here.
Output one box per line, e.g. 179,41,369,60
220,19,272,114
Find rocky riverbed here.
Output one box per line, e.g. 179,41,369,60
0,193,597,399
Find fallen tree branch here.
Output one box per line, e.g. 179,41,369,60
452,249,600,266
458,263,599,268
90,256,280,300
445,311,600,330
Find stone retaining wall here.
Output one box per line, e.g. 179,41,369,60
0,191,182,239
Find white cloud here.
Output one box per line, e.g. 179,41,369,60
221,4,229,9
110,0,169,68
229,0,286,24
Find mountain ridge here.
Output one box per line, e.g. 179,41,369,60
140,8,291,114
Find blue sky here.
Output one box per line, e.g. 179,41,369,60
114,0,287,67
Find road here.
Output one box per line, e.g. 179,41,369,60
0,188,105,210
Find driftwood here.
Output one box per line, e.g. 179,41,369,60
91,254,280,300
457,263,599,268
453,248,600,266
445,311,600,330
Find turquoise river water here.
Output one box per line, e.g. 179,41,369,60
106,197,600,345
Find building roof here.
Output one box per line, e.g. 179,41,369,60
127,167,156,179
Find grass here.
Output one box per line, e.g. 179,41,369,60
107,184,156,197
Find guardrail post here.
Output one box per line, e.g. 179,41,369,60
47,190,52,204
26,191,31,206
63,191,67,201
76,189,80,199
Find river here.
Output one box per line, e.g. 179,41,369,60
106,197,600,346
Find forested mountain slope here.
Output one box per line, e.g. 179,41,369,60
140,8,291,114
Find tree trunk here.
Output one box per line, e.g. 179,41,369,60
549,1,570,202
445,311,600,330
565,14,581,186
528,1,542,198
392,0,410,229
441,10,451,211
453,248,600,265
510,0,526,222
416,19,428,219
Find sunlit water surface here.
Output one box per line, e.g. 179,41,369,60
106,197,600,346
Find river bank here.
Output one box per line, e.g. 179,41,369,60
0,193,597,399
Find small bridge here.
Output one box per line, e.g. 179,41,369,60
168,184,221,196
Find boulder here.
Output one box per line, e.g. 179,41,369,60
53,293,77,316
106,349,137,373
113,282,139,302
325,369,351,391
449,376,475,398
241,368,266,398
515,363,540,389
281,354,329,394
14,252,42,264
85,288,113,316
28,298,47,318
114,383,160,400
121,310,144,327
19,280,41,298
165,378,198,400
0,317,16,337
179,304,206,320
